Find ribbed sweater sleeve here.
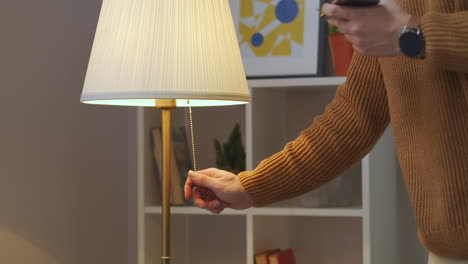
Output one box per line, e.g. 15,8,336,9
421,11,468,73
238,54,390,207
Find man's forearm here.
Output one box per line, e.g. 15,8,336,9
238,54,390,207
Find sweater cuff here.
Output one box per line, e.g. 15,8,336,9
420,12,468,72
238,170,269,207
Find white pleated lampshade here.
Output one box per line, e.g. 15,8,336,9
81,0,250,107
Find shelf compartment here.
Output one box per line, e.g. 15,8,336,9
187,104,246,170
184,215,246,264
144,214,246,264
248,85,362,210
144,214,189,264
263,162,362,210
141,104,246,207
253,216,362,264
249,86,338,170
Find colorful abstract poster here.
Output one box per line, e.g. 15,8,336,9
229,0,323,77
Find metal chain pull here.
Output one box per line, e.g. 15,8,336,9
187,100,216,201
188,100,197,171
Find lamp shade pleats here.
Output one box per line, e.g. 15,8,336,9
81,0,250,107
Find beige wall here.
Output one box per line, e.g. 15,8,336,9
0,1,131,264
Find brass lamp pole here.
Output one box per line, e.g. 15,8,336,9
155,99,177,264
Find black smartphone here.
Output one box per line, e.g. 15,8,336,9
332,0,380,6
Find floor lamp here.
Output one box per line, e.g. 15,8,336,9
80,1,250,263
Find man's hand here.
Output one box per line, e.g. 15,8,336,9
322,0,411,57
184,168,254,214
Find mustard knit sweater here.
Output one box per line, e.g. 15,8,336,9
238,0,468,259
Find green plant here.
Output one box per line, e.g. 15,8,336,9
328,23,340,34
214,123,246,174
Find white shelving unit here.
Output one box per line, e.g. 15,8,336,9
134,77,427,264
145,206,364,217
247,76,346,88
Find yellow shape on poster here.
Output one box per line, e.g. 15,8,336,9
240,0,254,18
239,23,256,45
290,0,305,45
272,38,292,56
257,5,277,31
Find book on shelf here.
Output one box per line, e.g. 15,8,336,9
267,248,295,264
171,126,193,206
150,127,192,206
255,248,280,264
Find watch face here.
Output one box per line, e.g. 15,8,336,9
399,31,423,58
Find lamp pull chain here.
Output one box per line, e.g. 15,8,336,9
187,100,216,202
188,101,197,171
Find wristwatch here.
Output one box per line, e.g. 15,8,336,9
399,16,425,59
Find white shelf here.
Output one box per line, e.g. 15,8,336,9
136,74,427,264
144,206,363,217
144,206,247,215
247,76,346,88
247,207,363,217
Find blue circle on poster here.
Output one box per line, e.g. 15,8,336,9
276,0,299,24
251,33,264,47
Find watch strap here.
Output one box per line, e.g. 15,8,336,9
407,15,421,30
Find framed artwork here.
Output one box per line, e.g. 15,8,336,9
229,0,325,78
